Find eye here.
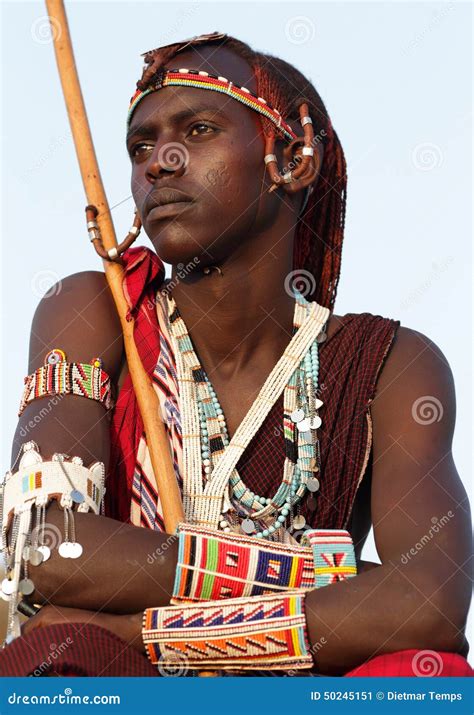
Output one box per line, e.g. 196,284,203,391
129,142,153,159
189,123,215,137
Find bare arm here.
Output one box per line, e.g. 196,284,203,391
10,271,177,612
304,327,471,674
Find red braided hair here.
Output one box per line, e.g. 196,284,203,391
134,35,347,311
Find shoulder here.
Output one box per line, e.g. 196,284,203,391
371,324,456,449
29,270,123,379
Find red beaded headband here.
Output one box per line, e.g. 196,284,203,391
127,68,297,143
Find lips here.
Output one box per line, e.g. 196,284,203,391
144,188,193,218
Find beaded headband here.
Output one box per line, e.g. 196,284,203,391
127,68,298,143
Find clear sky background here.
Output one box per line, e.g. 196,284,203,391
1,0,472,648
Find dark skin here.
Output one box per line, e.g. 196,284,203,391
15,47,471,673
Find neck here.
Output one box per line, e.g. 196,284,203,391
167,231,298,382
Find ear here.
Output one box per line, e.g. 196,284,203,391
281,138,324,196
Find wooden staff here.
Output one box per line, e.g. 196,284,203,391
44,0,184,532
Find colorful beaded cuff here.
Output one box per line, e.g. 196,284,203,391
18,349,114,417
127,69,298,143
143,591,312,671
301,529,357,587
172,523,314,602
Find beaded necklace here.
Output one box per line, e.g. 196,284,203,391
166,290,330,541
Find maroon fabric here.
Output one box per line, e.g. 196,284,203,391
237,313,400,529
0,624,471,677
0,623,157,677
107,246,400,530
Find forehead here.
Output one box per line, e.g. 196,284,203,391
128,45,260,133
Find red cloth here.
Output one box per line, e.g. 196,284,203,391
0,623,471,677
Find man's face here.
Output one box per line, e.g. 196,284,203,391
127,46,279,267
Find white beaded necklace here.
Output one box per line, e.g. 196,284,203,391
166,291,330,536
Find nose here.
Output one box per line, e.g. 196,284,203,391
145,141,189,185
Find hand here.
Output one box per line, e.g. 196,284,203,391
20,604,146,654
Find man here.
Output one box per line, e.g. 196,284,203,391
0,34,471,676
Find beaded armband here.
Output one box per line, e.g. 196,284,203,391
301,529,357,587
172,523,315,602
18,349,114,417
0,441,105,644
143,591,312,671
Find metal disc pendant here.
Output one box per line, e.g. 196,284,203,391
70,489,85,504
307,477,320,492
310,415,322,430
297,418,311,432
290,408,305,423
316,331,327,344
37,545,51,562
315,398,324,410
241,518,255,534
68,542,83,559
29,548,44,566
293,515,306,530
58,542,72,558
22,546,31,561
19,578,35,596
1,578,15,596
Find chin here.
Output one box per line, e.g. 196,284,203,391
146,225,204,267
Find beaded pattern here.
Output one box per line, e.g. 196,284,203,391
166,290,330,538
143,590,312,670
172,523,315,602
18,352,113,417
127,69,298,142
302,529,357,587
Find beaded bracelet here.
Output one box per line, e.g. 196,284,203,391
172,523,315,603
0,441,105,644
143,590,313,671
301,529,357,587
18,349,114,417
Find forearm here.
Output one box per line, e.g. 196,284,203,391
305,559,469,675
29,502,178,613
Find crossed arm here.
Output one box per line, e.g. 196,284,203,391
12,272,472,674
